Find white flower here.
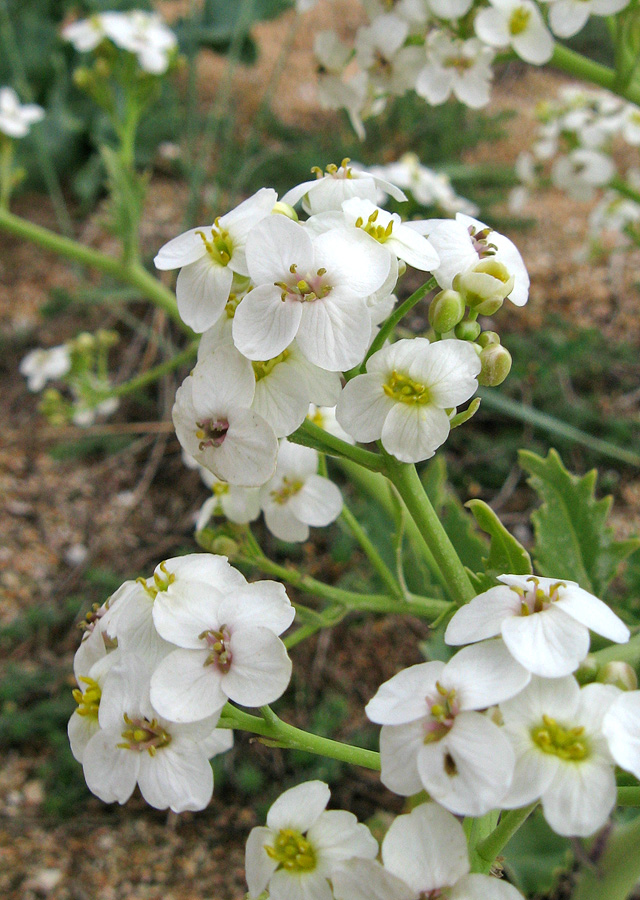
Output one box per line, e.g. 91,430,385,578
416,32,495,110
341,198,440,271
109,11,177,75
550,148,615,202
19,344,71,392
82,654,232,812
71,395,120,427
196,471,261,529
0,87,44,139
281,159,407,215
542,0,630,39
154,188,277,332
366,642,528,814
337,338,480,464
62,15,108,52
371,154,479,216
333,803,525,900
314,31,351,74
245,780,378,900
150,577,294,721
364,0,430,26
172,346,279,486
475,0,554,65
232,214,391,371
354,15,421,96
445,574,630,678
412,212,530,306
428,0,474,16
620,104,640,146
68,648,121,763
500,676,619,836
260,439,343,542
602,689,640,779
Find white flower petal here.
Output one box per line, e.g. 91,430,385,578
307,810,377,863
246,826,279,897
233,285,303,361
410,340,480,408
542,757,616,837
137,741,213,812
152,582,224,648
263,502,311,542
445,586,521,645
209,407,278,487
501,606,590,677
314,228,391,297
379,721,425,796
450,874,525,900
603,691,640,778
336,374,394,444
247,215,314,285
288,475,342,527
555,586,630,644
176,258,233,332
366,661,445,725
222,627,292,706
381,402,450,463
150,648,226,722
443,641,531,710
267,780,330,832
269,869,333,900
297,293,371,371
332,859,414,900
218,581,295,636
154,227,207,270
83,729,139,804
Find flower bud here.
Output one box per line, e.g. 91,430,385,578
477,343,512,386
575,655,598,684
428,290,465,334
454,319,481,342
597,661,638,691
271,201,298,221
453,259,515,314
477,330,500,348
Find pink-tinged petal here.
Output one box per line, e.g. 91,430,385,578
83,729,139,804
417,712,515,816
233,285,303,361
445,586,523,645
269,869,333,900
267,780,330,832
152,582,224,648
379,721,425,796
450,874,524,900
410,340,480,408
218,581,295,636
246,215,314,285
382,803,469,894
137,741,213,812
335,374,394,443
501,606,590,677
555,586,630,644
176,258,232,332
366,661,445,725
542,758,616,837
246,826,279,897
263,501,310,542
332,859,414,900
314,228,391,297
288,475,342,527
154,227,207,270
381,402,450,463
211,407,278,487
150,648,226,722
442,641,531,710
222,626,291,706
307,810,378,863
603,692,640,779
297,293,371,371
190,346,256,411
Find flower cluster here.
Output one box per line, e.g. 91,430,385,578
304,0,632,134
510,84,640,252
368,573,633,836
0,86,43,140
69,553,295,811
369,153,480,217
62,10,178,75
158,161,528,489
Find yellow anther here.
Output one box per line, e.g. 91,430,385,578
509,6,531,35
383,371,430,405
265,829,317,873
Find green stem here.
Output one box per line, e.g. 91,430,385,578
234,552,448,619
359,277,437,373
610,174,640,206
0,135,13,209
289,419,385,473
109,341,198,398
284,604,346,649
474,804,538,873
0,206,188,330
617,787,640,806
218,704,380,770
340,502,404,600
591,632,640,667
551,43,640,106
384,455,475,605
572,812,640,900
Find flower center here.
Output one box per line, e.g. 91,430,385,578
265,829,317,873
531,714,590,761
424,681,459,744
252,349,291,381
354,209,394,243
72,676,101,719
509,6,531,36
196,417,230,450
197,220,233,266
383,371,431,405
468,225,498,258
212,481,230,497
200,626,232,672
509,576,566,616
445,55,474,72
311,158,353,180
119,714,172,755
271,476,304,505
275,265,332,303
225,293,242,318
139,560,176,599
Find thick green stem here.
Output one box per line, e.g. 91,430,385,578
0,207,188,330
551,43,640,106
572,812,640,900
384,456,475,605
234,552,448,620
218,704,380,770
289,419,385,473
474,804,538,874
340,503,404,600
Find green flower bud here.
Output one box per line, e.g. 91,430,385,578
454,319,481,342
271,202,298,221
478,343,512,386
575,655,599,685
597,661,638,692
428,289,465,334
477,331,500,348
453,259,515,314
73,68,93,90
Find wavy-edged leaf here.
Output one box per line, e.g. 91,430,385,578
518,448,639,596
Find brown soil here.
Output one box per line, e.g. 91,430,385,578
1,3,640,899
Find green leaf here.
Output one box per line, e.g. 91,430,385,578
466,499,532,593
519,448,640,596
503,810,573,896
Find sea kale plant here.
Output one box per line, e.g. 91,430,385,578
2,4,640,900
